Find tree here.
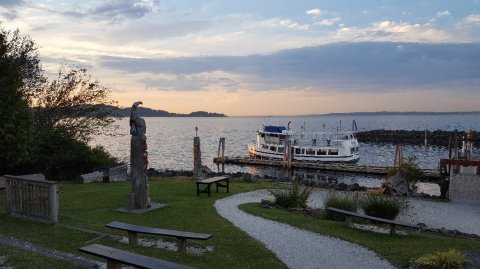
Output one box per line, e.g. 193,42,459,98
0,24,43,174
32,66,120,142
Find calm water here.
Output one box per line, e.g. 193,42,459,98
92,114,480,193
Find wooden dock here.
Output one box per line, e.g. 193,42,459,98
213,156,439,179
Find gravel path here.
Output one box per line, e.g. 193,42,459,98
214,190,395,269
307,190,480,236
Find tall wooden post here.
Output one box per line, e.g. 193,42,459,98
217,137,225,162
128,101,151,210
193,136,203,181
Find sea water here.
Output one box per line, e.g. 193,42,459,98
92,114,480,194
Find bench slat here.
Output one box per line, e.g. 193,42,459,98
197,176,229,184
326,207,420,229
106,221,212,240
79,244,196,269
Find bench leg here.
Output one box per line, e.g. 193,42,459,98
390,224,396,235
177,238,187,254
226,179,229,193
196,183,200,196
127,231,138,246
207,184,211,197
106,259,121,269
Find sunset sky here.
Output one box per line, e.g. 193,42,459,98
1,0,480,116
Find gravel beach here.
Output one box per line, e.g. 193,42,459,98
215,189,480,269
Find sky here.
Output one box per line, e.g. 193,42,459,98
1,0,480,116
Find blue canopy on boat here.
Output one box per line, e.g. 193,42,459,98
264,126,287,133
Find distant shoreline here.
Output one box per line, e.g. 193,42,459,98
306,111,480,117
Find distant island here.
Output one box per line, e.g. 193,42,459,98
116,106,227,117
315,111,480,117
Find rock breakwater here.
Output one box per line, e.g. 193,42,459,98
356,130,479,146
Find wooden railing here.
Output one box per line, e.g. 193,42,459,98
5,175,59,224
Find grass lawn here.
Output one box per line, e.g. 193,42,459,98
0,178,286,269
239,202,480,268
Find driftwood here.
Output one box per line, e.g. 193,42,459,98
384,169,409,196
107,165,128,182
79,171,103,183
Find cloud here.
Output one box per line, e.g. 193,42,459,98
316,17,341,26
259,18,309,31
0,0,24,7
462,14,480,26
436,10,451,18
336,21,452,42
306,9,323,16
90,0,155,22
99,42,480,93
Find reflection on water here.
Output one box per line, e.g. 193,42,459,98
91,114,479,195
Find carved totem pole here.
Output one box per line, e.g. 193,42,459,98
129,101,151,210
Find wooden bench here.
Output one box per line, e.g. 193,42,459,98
326,207,421,235
79,244,196,269
196,176,229,197
105,221,212,254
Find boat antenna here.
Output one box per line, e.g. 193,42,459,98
339,120,342,132
287,121,291,130
352,119,357,131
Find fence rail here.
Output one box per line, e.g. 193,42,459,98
5,175,58,224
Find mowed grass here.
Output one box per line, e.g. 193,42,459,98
0,178,286,269
239,202,480,268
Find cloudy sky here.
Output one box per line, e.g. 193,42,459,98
1,0,480,116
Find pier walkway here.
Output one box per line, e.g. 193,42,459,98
213,156,439,179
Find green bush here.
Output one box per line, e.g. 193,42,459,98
269,183,311,209
28,129,117,180
415,249,468,269
324,191,358,221
360,192,408,220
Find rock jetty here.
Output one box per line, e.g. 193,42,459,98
356,130,478,146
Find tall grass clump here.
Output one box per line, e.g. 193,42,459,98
269,182,312,209
324,191,358,221
360,192,408,220
415,249,468,269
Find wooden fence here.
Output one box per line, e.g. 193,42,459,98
5,175,59,224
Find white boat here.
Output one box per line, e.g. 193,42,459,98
248,123,360,163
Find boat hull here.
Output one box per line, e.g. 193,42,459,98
248,144,360,163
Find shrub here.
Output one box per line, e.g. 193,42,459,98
324,191,358,221
415,249,468,269
360,192,408,220
269,182,312,209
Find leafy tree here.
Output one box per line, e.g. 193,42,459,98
386,156,425,191
32,66,120,142
0,25,43,174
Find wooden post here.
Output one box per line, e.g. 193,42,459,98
177,238,187,254
394,145,403,168
193,136,203,181
128,231,138,246
50,184,59,223
217,137,225,162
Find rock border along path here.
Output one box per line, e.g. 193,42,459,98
214,190,395,269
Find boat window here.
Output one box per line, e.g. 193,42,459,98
295,148,301,154
270,146,277,152
301,149,305,155
277,147,284,153
330,149,339,155
261,134,265,138
317,149,327,155
306,149,315,155
262,144,269,150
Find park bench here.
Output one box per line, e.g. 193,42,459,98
196,176,229,197
79,244,195,269
325,207,421,235
105,221,212,254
